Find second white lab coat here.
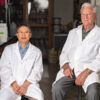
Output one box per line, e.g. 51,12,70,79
0,42,44,100
54,25,100,92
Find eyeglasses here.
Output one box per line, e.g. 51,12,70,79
17,31,31,34
81,13,93,16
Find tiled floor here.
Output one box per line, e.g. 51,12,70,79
39,60,59,100
40,60,57,100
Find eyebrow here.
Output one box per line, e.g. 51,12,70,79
17,31,31,33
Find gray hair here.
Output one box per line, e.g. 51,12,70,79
80,2,96,13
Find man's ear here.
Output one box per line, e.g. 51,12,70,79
16,33,18,37
30,33,32,38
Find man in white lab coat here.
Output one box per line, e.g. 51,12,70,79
52,2,100,100
0,25,44,100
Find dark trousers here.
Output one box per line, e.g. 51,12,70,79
52,76,100,100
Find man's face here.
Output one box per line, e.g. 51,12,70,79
16,26,32,44
81,6,96,27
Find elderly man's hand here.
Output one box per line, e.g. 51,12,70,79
11,81,20,94
75,69,92,86
18,80,31,96
63,63,73,78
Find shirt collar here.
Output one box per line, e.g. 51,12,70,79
18,42,30,50
82,24,95,34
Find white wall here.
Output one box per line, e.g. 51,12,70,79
91,0,100,26
54,0,74,25
96,7,100,26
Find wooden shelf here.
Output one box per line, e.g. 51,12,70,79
29,14,48,19
30,24,48,28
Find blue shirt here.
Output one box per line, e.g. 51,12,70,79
18,42,29,59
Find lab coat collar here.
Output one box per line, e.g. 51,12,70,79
77,25,98,43
76,25,82,43
14,42,33,60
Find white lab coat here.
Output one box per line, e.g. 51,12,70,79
54,25,100,92
0,42,44,100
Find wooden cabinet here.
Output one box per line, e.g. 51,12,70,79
23,0,54,49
